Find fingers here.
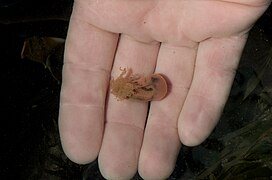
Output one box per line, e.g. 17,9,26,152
179,35,248,146
58,10,119,164
98,35,160,179
139,43,197,179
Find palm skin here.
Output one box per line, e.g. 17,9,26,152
58,0,270,179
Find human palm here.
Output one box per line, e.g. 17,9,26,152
59,0,270,179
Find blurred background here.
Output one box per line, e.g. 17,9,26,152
1,1,272,179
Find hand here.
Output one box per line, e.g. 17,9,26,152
58,0,270,179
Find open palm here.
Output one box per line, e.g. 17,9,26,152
59,0,270,179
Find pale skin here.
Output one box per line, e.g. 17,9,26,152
59,0,270,179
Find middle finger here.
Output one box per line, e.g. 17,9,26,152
98,34,160,179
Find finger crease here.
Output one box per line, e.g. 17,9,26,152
60,102,104,109
106,121,145,131
64,61,111,75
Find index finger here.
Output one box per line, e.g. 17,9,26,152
58,8,119,164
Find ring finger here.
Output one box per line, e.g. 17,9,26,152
139,43,198,179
